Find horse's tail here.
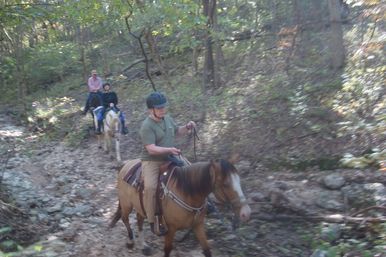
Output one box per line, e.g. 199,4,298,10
109,201,122,228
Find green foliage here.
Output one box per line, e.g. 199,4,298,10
0,240,22,253
25,42,80,88
0,227,12,234
59,0,106,25
0,56,17,101
63,119,90,147
340,148,386,169
311,222,386,257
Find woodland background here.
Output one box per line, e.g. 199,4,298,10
0,0,385,256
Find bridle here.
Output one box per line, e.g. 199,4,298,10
212,173,247,210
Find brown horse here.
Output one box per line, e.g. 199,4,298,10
109,158,251,257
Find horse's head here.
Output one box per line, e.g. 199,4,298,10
105,109,121,133
209,158,251,222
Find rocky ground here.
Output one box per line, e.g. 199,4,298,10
1,112,385,257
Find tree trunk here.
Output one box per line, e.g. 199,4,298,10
293,0,303,25
101,48,111,77
327,0,345,70
144,30,171,87
75,25,88,82
202,0,216,89
268,0,279,33
192,45,200,75
15,26,27,112
213,0,223,88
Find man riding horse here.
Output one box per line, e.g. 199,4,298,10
139,91,195,236
83,69,103,115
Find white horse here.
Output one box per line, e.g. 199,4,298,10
93,107,122,162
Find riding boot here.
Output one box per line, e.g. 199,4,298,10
121,120,128,135
150,222,167,236
83,106,89,115
83,98,89,115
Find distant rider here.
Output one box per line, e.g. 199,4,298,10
94,82,128,135
83,69,103,114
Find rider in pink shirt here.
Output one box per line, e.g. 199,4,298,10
88,70,103,92
83,69,103,114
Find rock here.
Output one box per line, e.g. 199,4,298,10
342,169,365,183
59,220,71,229
273,181,290,190
37,213,50,222
320,223,342,242
342,183,386,207
76,188,94,199
323,173,345,189
236,160,251,173
62,204,92,217
364,183,386,205
250,192,266,202
224,234,237,240
47,202,64,213
316,193,344,211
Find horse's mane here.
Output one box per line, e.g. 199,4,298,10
173,159,237,196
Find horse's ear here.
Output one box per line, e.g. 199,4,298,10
228,153,240,164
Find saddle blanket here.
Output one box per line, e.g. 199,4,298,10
123,160,142,188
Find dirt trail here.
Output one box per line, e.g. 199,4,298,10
1,113,236,257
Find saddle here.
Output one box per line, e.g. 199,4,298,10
123,156,188,233
123,155,187,191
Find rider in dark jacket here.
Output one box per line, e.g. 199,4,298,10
95,82,128,135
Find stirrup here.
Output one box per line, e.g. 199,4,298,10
152,216,168,236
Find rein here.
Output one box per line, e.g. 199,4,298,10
192,127,199,161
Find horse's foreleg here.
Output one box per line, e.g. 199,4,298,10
115,135,121,162
193,224,212,257
164,228,176,257
103,133,109,152
97,135,102,149
136,213,151,256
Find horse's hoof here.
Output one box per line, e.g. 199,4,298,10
142,246,152,256
126,242,134,249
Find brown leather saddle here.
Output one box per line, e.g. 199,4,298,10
123,160,176,217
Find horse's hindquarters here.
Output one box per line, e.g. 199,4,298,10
117,160,146,217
